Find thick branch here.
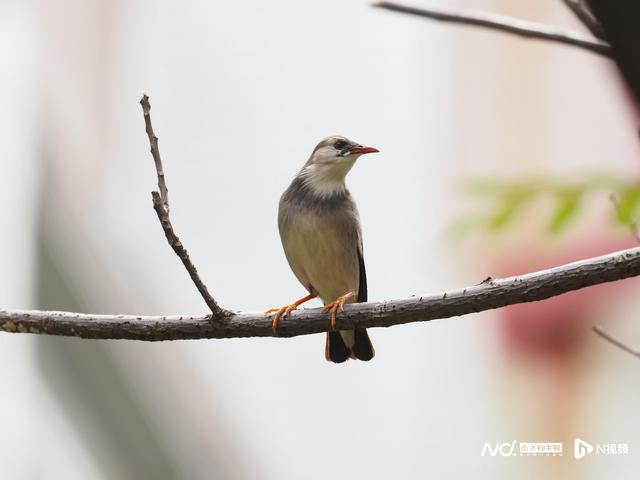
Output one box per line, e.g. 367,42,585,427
140,94,224,316
2,247,640,340
373,1,612,58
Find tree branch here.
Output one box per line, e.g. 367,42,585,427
593,325,640,358
372,1,612,58
2,247,640,340
140,94,225,317
562,0,607,41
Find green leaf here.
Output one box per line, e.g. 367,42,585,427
487,192,530,231
452,175,640,241
548,190,581,235
613,187,640,226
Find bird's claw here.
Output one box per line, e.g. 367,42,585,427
265,303,299,334
321,291,355,331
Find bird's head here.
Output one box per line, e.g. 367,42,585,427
299,135,379,197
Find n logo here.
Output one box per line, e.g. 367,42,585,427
481,441,517,457
574,438,593,459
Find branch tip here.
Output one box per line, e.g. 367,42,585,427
140,94,150,113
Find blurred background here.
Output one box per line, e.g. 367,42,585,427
1,0,639,478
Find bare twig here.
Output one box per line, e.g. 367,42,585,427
593,325,640,358
2,247,640,340
140,95,225,317
141,95,169,211
372,1,612,58
562,0,606,40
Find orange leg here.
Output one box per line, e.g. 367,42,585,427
265,293,317,333
321,291,356,331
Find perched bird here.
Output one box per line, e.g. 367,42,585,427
266,135,378,362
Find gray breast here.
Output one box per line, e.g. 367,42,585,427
278,178,362,303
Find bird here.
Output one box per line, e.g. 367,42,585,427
265,135,378,362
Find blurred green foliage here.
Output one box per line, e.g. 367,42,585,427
450,174,640,239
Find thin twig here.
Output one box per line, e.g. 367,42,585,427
609,193,640,242
140,95,225,317
372,1,612,58
141,95,169,212
2,246,640,340
593,325,640,358
562,0,606,41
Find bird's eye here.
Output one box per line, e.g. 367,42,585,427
333,140,347,151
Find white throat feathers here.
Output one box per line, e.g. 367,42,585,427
298,158,357,198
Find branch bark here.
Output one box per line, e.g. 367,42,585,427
373,1,612,58
2,247,640,340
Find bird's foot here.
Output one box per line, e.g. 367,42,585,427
264,293,317,334
321,291,356,331
265,303,299,333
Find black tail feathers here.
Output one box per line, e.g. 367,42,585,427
353,328,375,361
325,329,375,363
325,331,351,363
